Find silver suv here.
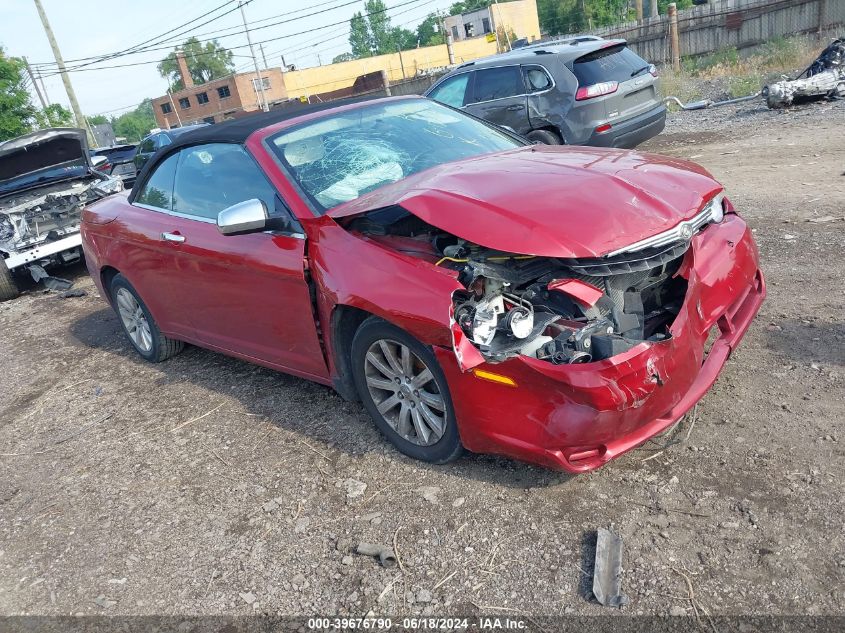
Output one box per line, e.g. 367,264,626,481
425,38,665,148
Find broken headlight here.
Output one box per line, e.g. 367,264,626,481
704,190,726,224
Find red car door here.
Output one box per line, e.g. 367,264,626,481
162,143,328,380
118,152,194,339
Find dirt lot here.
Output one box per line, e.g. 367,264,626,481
1,98,844,620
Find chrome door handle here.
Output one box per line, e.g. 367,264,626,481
161,232,185,243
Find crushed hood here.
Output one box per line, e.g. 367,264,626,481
0,128,92,193
329,145,723,258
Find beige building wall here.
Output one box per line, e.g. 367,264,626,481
490,0,542,43
279,0,540,100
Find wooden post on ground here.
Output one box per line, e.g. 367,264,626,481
636,0,643,23
668,3,680,72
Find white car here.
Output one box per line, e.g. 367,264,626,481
0,128,123,300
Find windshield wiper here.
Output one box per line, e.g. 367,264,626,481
630,65,651,78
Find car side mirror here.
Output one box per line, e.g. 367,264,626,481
217,198,268,235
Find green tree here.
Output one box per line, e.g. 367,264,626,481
448,0,490,14
0,47,37,141
158,37,234,90
332,52,357,63
349,11,372,57
345,0,418,59
111,99,156,143
416,14,444,46
87,114,109,125
537,0,693,36
34,103,74,129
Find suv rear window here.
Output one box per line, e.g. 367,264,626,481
572,44,649,85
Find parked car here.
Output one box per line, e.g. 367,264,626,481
133,124,209,171
0,128,123,301
90,143,138,187
82,97,764,472
425,38,666,148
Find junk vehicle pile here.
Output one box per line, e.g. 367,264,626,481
764,37,845,108
0,128,123,300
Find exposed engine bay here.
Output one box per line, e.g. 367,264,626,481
345,205,696,365
0,176,115,266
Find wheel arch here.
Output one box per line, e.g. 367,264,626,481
329,304,373,401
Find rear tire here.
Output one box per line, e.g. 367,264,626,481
110,274,183,362
0,258,20,302
351,317,463,464
526,129,562,145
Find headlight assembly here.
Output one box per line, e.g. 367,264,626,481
706,190,726,224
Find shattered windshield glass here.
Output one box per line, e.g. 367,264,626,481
268,99,524,212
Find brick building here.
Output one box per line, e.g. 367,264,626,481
152,52,288,129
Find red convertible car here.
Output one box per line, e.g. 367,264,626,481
81,97,765,472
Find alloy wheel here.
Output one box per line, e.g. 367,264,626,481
115,287,153,352
364,339,447,446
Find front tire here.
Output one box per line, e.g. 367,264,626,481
0,258,20,302
351,318,463,464
110,274,183,362
526,129,562,145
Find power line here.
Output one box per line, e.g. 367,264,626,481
32,0,247,72
31,0,361,70
238,0,437,71
37,0,430,78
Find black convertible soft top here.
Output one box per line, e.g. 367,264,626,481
130,95,387,200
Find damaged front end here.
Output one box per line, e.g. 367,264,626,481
0,127,122,292
348,193,727,372
0,178,120,285
342,190,764,471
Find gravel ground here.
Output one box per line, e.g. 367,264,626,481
1,97,844,619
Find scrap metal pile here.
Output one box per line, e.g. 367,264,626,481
763,37,845,108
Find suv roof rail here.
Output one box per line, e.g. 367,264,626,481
457,61,475,69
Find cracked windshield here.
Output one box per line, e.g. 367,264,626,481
268,99,522,212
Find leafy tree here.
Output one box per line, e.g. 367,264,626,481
158,37,234,91
345,0,419,59
0,48,37,141
34,103,73,129
367,0,392,53
416,14,444,46
111,99,156,143
349,11,372,57
332,52,357,63
88,114,109,125
448,0,490,14
537,0,692,36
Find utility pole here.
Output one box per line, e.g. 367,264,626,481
493,0,512,51
239,1,268,112
23,56,48,109
439,16,455,65
668,2,680,72
635,0,643,23
259,43,268,69
651,0,659,18
38,74,50,105
33,0,94,144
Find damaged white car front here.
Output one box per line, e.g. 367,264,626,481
0,128,123,300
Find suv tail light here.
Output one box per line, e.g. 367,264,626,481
648,63,658,77
575,81,618,100
96,161,111,172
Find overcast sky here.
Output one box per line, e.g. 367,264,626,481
2,0,456,117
